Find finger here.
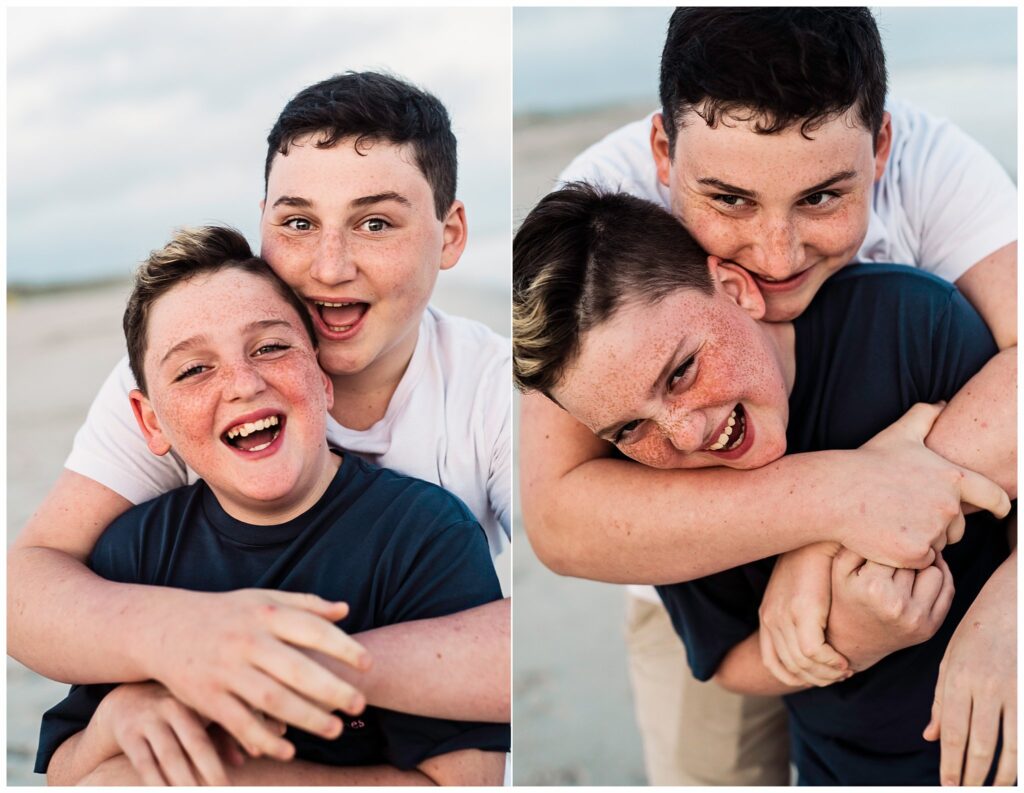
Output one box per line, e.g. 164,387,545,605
957,467,1012,519
892,566,916,595
924,659,947,742
894,401,944,441
759,627,804,688
834,548,867,579
207,690,295,761
262,606,371,672
945,511,966,547
252,639,366,716
262,591,351,621
230,663,344,742
939,684,973,786
145,721,199,786
962,697,1001,786
909,564,943,605
209,724,247,768
929,556,956,623
168,708,231,787
993,703,1017,785
121,734,169,787
789,619,849,683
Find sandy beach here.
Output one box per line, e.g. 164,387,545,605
512,102,653,785
6,276,509,785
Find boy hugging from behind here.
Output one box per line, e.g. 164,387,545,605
37,226,508,786
513,184,1013,785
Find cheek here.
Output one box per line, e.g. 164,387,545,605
680,205,742,258
260,233,309,285
623,436,677,469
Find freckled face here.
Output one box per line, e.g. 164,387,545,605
140,269,333,522
655,107,890,321
259,136,460,383
549,286,789,470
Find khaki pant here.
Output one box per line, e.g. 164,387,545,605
625,595,791,786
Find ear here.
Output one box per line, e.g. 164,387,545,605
439,200,468,271
872,112,892,182
650,113,672,187
129,389,173,456
320,368,335,413
708,256,766,321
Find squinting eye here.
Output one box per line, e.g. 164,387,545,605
284,217,312,231
669,356,695,389
615,419,642,444
174,364,207,382
802,192,838,207
714,194,750,208
254,343,290,357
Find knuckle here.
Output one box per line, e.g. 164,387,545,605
968,744,994,759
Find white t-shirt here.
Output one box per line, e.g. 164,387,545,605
558,98,1017,602
67,305,512,564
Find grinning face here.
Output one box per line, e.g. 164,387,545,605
549,259,793,471
131,268,337,524
652,106,892,322
259,135,466,389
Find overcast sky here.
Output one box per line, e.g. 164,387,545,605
8,7,511,287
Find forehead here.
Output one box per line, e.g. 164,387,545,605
673,107,874,183
265,135,432,205
146,269,304,355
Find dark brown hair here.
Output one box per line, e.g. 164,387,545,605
265,71,457,219
659,8,887,153
513,183,712,396
124,225,316,395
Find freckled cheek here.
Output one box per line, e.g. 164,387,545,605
626,437,677,469
681,209,739,258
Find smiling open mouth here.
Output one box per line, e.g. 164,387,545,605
223,414,283,453
705,404,746,452
313,300,368,333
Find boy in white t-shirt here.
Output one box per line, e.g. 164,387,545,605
10,72,511,763
519,8,1015,787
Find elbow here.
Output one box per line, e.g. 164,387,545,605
521,506,576,578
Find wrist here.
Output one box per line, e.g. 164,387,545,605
127,587,198,680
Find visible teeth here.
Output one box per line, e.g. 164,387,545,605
248,440,272,452
226,414,279,439
328,324,354,333
315,300,359,307
706,409,741,452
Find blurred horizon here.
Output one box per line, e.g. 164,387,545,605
7,7,512,289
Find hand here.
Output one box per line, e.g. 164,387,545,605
924,553,1016,786
145,589,371,760
839,403,1010,569
826,548,954,672
759,542,852,687
97,681,254,786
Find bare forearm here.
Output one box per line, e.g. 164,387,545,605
46,724,120,787
310,598,510,722
924,346,1016,498
8,545,187,683
714,632,810,697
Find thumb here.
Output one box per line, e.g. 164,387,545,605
892,402,945,442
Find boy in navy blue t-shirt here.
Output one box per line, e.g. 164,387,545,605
37,226,508,786
512,186,1013,785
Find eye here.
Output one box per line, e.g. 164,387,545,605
174,363,208,382
668,355,696,390
284,217,313,231
713,194,751,208
253,342,291,357
360,217,391,233
614,419,643,445
801,191,839,208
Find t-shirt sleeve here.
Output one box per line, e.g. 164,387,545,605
64,355,192,504
924,287,999,401
374,514,508,769
485,353,513,540
894,104,1017,285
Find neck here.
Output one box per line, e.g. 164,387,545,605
759,319,797,395
328,325,420,430
216,446,342,526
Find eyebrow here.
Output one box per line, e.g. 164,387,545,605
697,169,858,200
159,319,295,366
594,335,692,441
270,191,413,211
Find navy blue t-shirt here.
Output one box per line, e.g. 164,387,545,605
35,452,508,774
657,265,1009,785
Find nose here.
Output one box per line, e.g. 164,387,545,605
749,217,806,281
223,359,267,402
308,228,357,286
660,409,706,454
